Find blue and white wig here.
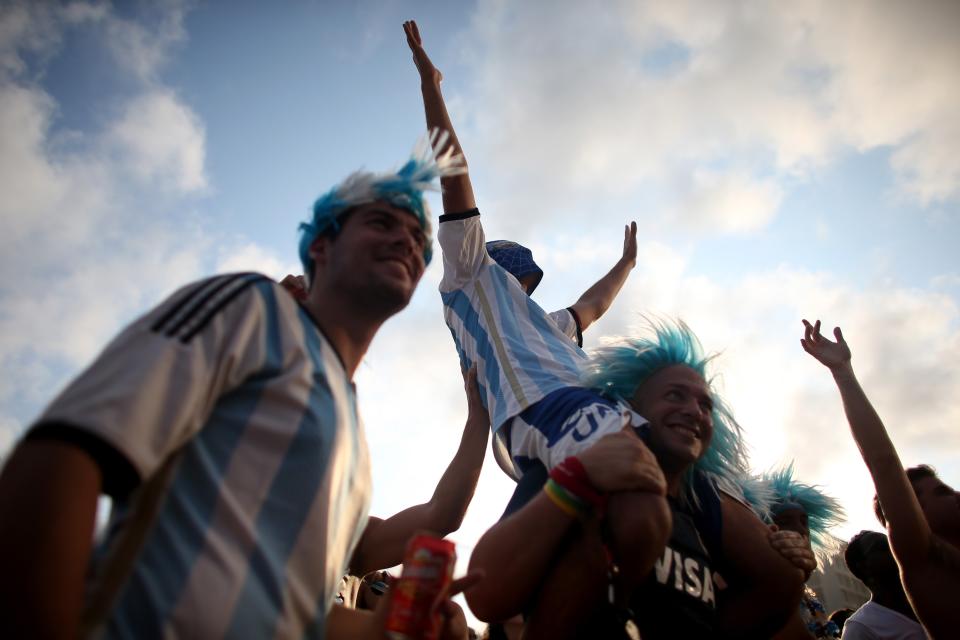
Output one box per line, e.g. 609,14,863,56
581,318,759,512
762,463,845,550
298,129,466,280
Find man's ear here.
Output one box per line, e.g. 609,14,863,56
309,234,331,268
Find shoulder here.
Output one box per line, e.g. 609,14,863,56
147,272,286,343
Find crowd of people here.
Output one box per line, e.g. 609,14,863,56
0,19,956,640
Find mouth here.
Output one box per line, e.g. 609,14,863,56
668,422,701,439
381,256,414,280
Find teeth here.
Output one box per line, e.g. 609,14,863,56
671,424,698,438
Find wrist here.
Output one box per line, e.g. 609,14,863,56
829,361,856,382
549,457,607,515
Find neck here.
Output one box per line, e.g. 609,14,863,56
871,589,917,621
303,288,387,378
660,461,689,498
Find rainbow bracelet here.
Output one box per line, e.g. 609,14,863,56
544,478,589,518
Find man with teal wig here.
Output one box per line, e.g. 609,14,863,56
468,319,808,639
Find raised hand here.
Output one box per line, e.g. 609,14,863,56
800,319,851,371
622,221,638,267
403,20,442,85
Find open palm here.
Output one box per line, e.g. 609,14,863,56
800,319,851,369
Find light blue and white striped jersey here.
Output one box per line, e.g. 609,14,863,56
438,211,588,432
34,273,370,640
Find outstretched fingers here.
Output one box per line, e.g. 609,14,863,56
403,20,421,48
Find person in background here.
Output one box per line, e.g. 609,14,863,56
801,319,959,638
829,609,856,637
764,464,846,639
841,531,926,640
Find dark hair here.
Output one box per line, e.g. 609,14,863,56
844,530,890,584
873,465,937,526
829,608,855,633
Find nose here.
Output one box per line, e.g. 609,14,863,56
683,397,704,419
392,227,416,257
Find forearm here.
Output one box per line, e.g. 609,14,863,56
830,364,931,554
427,417,488,533
717,577,804,639
718,497,806,638
467,492,578,621
571,256,634,331
418,79,476,212
351,420,487,576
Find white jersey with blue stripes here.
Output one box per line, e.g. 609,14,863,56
438,210,588,432
34,273,370,640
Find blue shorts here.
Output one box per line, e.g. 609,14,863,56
493,386,647,480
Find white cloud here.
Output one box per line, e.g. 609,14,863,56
103,0,188,81
0,2,273,448
670,169,783,233
457,0,960,233
108,89,208,193
216,241,301,281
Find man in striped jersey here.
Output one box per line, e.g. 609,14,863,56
0,139,474,639
405,19,670,626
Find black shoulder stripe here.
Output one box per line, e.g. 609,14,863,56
150,274,226,334
178,273,272,343
152,272,264,340
439,208,480,223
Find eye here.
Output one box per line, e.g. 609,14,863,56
699,398,713,413
412,230,427,249
665,389,684,402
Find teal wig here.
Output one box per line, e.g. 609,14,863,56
298,129,465,280
762,463,845,550
582,318,759,512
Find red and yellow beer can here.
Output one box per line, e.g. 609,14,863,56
384,535,456,640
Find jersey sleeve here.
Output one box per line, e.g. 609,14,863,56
547,308,584,347
437,209,493,292
29,273,285,487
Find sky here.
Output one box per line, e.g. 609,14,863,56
1,0,959,628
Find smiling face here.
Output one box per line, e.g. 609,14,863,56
309,201,427,315
630,364,714,472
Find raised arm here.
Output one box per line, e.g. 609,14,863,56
569,221,638,332
799,320,931,562
800,319,960,638
403,20,476,213
350,366,488,576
